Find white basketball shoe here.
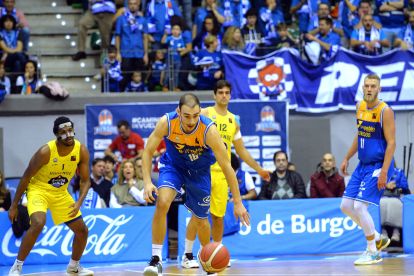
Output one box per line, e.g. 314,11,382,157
8,263,22,276
181,253,199,268
66,263,94,275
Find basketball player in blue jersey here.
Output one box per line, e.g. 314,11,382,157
340,74,395,265
142,94,250,276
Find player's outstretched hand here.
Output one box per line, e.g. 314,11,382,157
233,202,251,227
340,159,349,176
68,201,82,217
144,183,158,203
258,169,272,182
377,171,387,190
8,204,18,224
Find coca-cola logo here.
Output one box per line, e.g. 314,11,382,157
2,214,133,257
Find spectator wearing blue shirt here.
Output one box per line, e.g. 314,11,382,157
193,0,225,38
222,0,251,29
259,0,283,44
125,72,148,92
115,0,148,92
393,10,414,51
193,14,223,51
350,14,389,56
193,35,224,90
146,49,166,91
146,0,181,50
338,0,360,49
376,0,408,53
273,23,296,50
307,3,344,37
161,24,186,91
101,46,123,92
352,0,382,30
290,0,330,35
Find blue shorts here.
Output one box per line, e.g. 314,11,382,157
343,159,394,206
158,163,211,219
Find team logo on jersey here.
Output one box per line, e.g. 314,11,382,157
94,109,118,135
195,138,200,145
372,113,377,119
175,136,181,142
229,118,232,124
53,158,58,162
32,196,46,206
255,106,281,132
357,120,363,129
359,113,363,118
48,175,69,188
203,196,210,203
248,57,286,97
212,115,217,119
358,191,363,197
174,143,185,150
71,156,76,161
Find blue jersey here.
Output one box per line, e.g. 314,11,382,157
149,61,166,83
357,100,393,164
165,35,185,61
125,81,148,92
160,111,216,171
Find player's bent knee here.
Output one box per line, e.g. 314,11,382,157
156,197,172,213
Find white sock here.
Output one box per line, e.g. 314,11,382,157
214,240,222,244
69,259,79,266
375,231,381,241
152,244,163,260
367,239,377,252
15,259,24,266
184,239,195,254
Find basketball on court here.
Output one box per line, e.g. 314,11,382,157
199,242,230,273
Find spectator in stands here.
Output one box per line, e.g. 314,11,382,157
193,35,224,90
72,0,115,61
193,14,223,51
273,23,296,50
103,155,118,184
0,0,30,52
376,0,406,53
0,14,25,74
0,170,11,212
290,0,330,34
352,0,382,30
222,26,245,52
161,23,186,91
228,153,257,201
241,8,266,56
125,72,148,92
101,45,122,92
350,14,389,56
410,0,414,9
104,119,145,161
110,160,146,207
287,162,295,171
338,0,359,49
310,153,345,198
393,10,414,51
16,61,41,94
259,0,283,45
305,17,340,64
221,0,251,29
0,60,10,96
115,0,148,92
145,49,166,91
72,176,104,209
258,150,306,200
146,0,182,50
152,139,166,180
307,2,344,37
89,158,113,207
112,0,144,23
193,0,225,38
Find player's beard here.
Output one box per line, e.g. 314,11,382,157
364,92,377,103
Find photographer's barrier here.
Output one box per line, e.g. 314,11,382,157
403,195,414,253
178,198,380,257
0,207,168,265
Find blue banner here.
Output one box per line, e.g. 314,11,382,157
178,199,381,257
403,195,414,253
85,100,288,184
0,207,168,265
223,48,414,112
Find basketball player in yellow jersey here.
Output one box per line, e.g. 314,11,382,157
7,117,93,276
181,80,272,269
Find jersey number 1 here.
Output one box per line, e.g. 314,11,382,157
189,154,199,161
360,138,364,149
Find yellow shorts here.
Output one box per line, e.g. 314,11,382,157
27,186,82,226
210,170,228,217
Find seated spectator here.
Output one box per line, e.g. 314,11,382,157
146,0,181,50
72,0,116,61
228,153,257,201
16,61,41,94
0,0,30,52
376,0,406,53
337,0,359,49
287,162,295,171
310,153,345,198
104,119,145,162
305,17,340,64
352,0,382,30
307,2,344,37
193,0,225,38
350,14,389,56
161,23,186,91
241,8,266,56
125,72,148,92
0,170,11,212
0,14,25,74
110,160,147,207
101,45,123,92
273,23,296,50
115,0,148,92
89,158,113,207
103,155,118,184
393,10,414,51
222,0,251,29
222,26,245,52
152,138,166,180
258,150,306,200
259,0,283,45
145,49,166,91
290,0,330,35
0,60,11,97
72,177,104,209
193,35,224,90
193,14,223,51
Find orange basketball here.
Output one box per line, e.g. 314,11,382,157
199,242,230,273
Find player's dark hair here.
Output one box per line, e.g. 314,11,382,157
245,8,258,18
179,93,200,110
213,80,232,95
92,158,105,166
318,2,330,10
319,17,333,26
103,155,116,165
53,116,73,135
231,152,240,172
273,150,288,162
359,0,370,7
107,45,117,54
117,119,130,129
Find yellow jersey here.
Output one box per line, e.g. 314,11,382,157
29,140,81,191
207,106,237,171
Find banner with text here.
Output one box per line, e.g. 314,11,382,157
223,48,414,112
403,195,414,253
178,198,381,257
